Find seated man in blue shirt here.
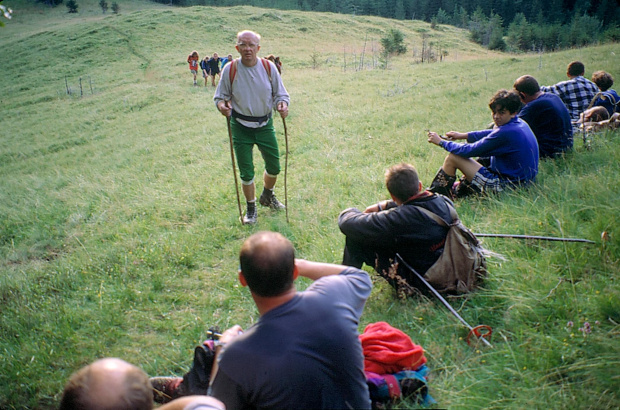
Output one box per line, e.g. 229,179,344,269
427,89,539,198
514,75,573,159
151,231,372,410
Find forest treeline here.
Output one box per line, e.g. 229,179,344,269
37,0,619,52
149,0,619,52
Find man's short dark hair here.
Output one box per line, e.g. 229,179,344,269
385,163,420,203
567,61,585,77
591,71,614,91
489,89,522,114
514,75,540,96
239,231,295,297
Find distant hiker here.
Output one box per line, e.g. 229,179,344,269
221,53,234,67
214,30,290,225
427,89,539,198
266,54,282,74
338,163,454,291
513,75,573,158
150,231,372,409
187,51,199,86
200,55,211,87
207,52,222,87
540,61,599,121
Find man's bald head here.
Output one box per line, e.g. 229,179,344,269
60,358,152,410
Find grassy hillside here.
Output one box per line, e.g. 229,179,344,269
1,1,619,408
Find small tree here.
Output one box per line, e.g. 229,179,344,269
99,0,108,14
66,0,78,13
111,2,120,14
380,28,407,56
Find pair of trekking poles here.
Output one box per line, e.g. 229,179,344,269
226,115,290,224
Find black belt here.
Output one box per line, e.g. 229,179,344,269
232,109,272,123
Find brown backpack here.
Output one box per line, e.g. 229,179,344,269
415,203,488,294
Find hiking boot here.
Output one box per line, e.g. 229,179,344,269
428,168,456,199
150,376,187,404
259,190,285,210
243,202,257,225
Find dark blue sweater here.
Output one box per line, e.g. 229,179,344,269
441,117,539,184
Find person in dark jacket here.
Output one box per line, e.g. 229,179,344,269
338,163,454,291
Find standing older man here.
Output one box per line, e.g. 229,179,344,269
214,30,290,225
151,231,372,409
540,61,599,121
514,75,573,158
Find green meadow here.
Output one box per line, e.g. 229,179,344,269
1,0,619,408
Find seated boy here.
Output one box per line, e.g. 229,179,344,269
427,89,539,198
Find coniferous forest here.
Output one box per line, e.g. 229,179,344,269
146,0,620,52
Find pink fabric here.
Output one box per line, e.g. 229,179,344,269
359,321,427,374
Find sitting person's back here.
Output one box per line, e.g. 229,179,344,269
514,75,573,158
590,71,619,116
339,164,453,288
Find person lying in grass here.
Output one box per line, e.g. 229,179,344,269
427,89,539,198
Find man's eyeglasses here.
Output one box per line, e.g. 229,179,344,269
237,43,258,49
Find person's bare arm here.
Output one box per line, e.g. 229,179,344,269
295,259,347,281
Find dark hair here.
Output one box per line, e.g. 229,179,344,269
489,89,521,114
567,61,585,77
514,75,540,96
385,163,420,203
239,231,295,297
591,71,614,91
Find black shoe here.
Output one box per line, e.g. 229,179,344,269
259,190,285,210
243,203,257,225
150,376,186,404
428,168,456,199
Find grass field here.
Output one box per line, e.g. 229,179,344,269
1,1,619,408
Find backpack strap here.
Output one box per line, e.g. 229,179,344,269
229,58,238,83
414,200,458,228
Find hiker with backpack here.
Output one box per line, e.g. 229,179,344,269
338,163,456,293
150,231,373,409
585,71,619,118
427,89,539,198
214,30,290,225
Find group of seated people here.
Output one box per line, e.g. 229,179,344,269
426,60,617,199
58,61,617,410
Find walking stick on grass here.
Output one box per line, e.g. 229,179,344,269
473,233,595,244
282,116,290,224
396,253,493,348
227,116,243,224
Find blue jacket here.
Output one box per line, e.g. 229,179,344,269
441,117,539,184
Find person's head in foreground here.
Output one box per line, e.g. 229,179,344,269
239,231,296,297
488,89,521,127
59,358,152,410
385,163,422,204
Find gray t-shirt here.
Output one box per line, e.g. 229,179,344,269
210,267,372,409
213,58,290,128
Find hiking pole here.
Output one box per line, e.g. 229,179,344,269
282,116,290,223
473,233,595,244
227,116,244,224
395,253,493,348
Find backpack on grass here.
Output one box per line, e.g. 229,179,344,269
414,202,488,294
